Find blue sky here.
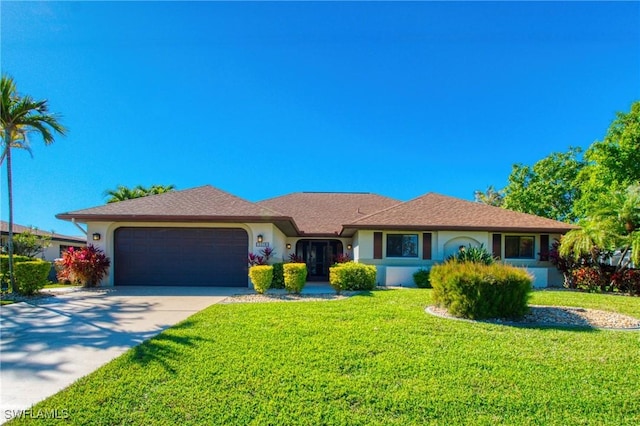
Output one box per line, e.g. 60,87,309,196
1,1,639,237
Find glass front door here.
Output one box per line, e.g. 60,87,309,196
295,239,344,281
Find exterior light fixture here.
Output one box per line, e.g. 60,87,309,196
347,244,352,250
286,243,292,250
257,234,263,243
92,233,101,241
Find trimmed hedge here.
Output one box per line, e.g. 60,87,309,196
249,265,273,294
430,262,532,320
413,268,431,288
1,254,37,290
329,262,377,294
14,260,51,296
1,254,33,269
271,263,285,289
283,263,307,294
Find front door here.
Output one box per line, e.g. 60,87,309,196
296,239,344,281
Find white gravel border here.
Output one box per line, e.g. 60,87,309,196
426,305,640,330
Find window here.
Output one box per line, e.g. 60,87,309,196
386,234,418,257
504,236,534,259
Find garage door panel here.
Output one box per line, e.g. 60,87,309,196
114,227,248,287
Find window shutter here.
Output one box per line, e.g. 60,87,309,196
422,233,432,260
492,234,502,259
374,232,383,259
540,234,550,261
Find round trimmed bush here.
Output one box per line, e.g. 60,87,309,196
329,262,377,294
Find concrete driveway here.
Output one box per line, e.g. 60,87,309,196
0,286,248,422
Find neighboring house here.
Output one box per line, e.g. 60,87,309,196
0,221,87,262
56,185,577,288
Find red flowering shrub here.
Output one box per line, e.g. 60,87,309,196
571,267,605,292
248,252,266,266
611,269,640,295
288,253,304,263
56,245,110,287
333,253,351,264
248,247,275,267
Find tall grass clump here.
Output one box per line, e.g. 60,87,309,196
430,262,532,320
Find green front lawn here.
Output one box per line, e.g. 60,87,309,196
43,282,82,290
12,290,640,425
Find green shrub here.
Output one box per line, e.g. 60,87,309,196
431,262,532,320
1,254,33,270
271,262,285,289
1,254,34,289
249,265,273,294
283,263,307,294
329,262,377,294
446,243,496,265
14,260,51,296
413,268,431,288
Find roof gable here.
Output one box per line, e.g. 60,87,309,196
345,192,577,233
258,192,401,235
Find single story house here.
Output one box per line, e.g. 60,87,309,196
0,221,86,262
56,185,577,288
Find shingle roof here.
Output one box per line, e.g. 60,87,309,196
0,221,86,243
56,186,577,237
56,185,299,235
258,192,401,235
343,192,578,234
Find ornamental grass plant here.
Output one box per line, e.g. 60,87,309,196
431,261,532,320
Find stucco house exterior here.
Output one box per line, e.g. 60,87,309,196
0,221,86,262
56,185,576,288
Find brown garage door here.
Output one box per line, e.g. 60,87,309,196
114,227,248,287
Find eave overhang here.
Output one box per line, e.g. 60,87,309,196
340,223,579,236
55,213,301,237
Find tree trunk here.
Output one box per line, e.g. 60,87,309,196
624,221,635,234
5,133,16,293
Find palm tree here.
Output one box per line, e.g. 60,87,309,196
473,185,504,207
104,185,146,203
104,184,175,203
147,184,175,195
0,127,32,165
560,183,640,272
1,75,66,292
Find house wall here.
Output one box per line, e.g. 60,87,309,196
352,230,564,288
1,235,86,262
42,240,86,262
86,221,281,287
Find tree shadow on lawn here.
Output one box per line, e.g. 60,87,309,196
128,319,208,374
0,294,170,380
